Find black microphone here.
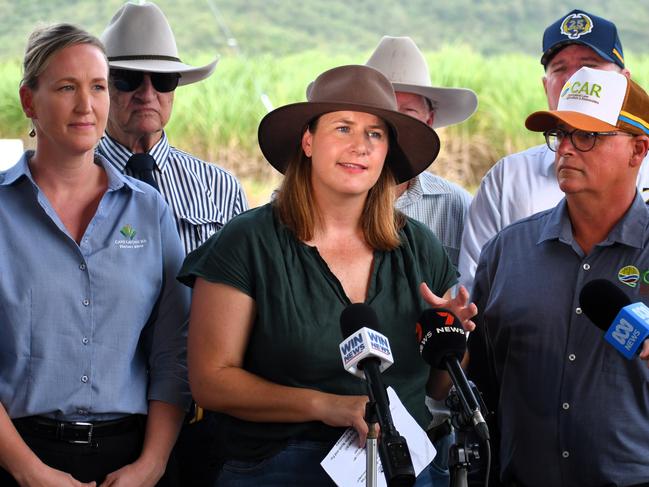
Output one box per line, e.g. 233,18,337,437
416,308,490,443
340,303,415,487
579,279,649,358
579,279,630,331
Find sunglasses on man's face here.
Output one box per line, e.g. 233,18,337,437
110,69,180,93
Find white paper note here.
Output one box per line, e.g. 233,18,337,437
321,387,436,487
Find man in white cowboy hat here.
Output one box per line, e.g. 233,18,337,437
468,66,649,486
365,35,477,487
458,9,649,295
99,1,247,254
98,2,248,485
366,36,476,269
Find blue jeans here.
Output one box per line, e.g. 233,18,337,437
216,441,335,487
426,432,454,487
216,439,442,487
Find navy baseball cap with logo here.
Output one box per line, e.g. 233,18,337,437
541,9,624,69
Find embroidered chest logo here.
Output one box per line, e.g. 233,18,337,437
560,13,593,39
115,224,147,249
618,265,640,287
120,224,137,240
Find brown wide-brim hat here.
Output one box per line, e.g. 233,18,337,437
258,64,440,184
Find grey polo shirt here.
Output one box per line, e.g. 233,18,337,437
469,193,649,487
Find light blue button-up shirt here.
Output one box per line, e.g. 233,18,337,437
0,152,190,421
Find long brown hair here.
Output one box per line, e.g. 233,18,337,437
273,118,405,251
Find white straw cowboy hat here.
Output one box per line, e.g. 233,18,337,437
259,65,440,184
366,36,478,129
101,1,218,86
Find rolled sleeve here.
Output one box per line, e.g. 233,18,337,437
146,202,191,410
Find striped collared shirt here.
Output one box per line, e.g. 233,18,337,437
395,171,472,267
98,133,248,253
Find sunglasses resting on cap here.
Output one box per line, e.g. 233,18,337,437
110,69,180,93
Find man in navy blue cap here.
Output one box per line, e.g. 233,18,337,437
458,9,649,295
540,9,628,110
540,9,625,69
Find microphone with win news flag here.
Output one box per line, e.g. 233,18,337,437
339,303,415,487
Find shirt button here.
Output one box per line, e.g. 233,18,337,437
583,263,590,270
78,409,87,415
568,354,576,361
81,375,89,383
79,263,87,271
562,451,570,458
575,307,582,315
82,337,89,345
562,402,570,410
82,299,90,306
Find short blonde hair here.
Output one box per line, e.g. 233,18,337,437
21,23,106,90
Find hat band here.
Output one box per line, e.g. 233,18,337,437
108,54,182,63
619,111,649,136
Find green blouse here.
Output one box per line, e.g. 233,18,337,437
178,203,457,460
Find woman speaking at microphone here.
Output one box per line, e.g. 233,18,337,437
179,64,476,486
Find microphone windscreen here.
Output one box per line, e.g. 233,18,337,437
579,279,631,331
340,303,380,338
416,308,466,369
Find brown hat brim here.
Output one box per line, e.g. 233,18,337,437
525,110,618,133
258,101,440,184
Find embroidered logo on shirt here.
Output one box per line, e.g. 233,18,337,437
618,265,640,287
120,224,137,240
115,224,147,249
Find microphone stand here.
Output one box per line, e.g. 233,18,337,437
447,384,491,487
365,402,379,487
363,361,415,487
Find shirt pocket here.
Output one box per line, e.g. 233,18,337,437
602,345,632,376
178,213,224,248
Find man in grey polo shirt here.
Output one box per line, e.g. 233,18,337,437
468,67,649,486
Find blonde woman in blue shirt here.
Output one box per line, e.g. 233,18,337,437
0,24,190,486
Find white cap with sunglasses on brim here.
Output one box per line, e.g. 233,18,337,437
526,67,649,136
101,1,218,86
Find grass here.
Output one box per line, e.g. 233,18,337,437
3,46,649,202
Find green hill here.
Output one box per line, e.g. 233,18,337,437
2,0,649,59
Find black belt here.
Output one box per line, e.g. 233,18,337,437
427,418,452,444
14,415,142,445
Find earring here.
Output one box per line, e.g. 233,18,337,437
28,122,35,138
